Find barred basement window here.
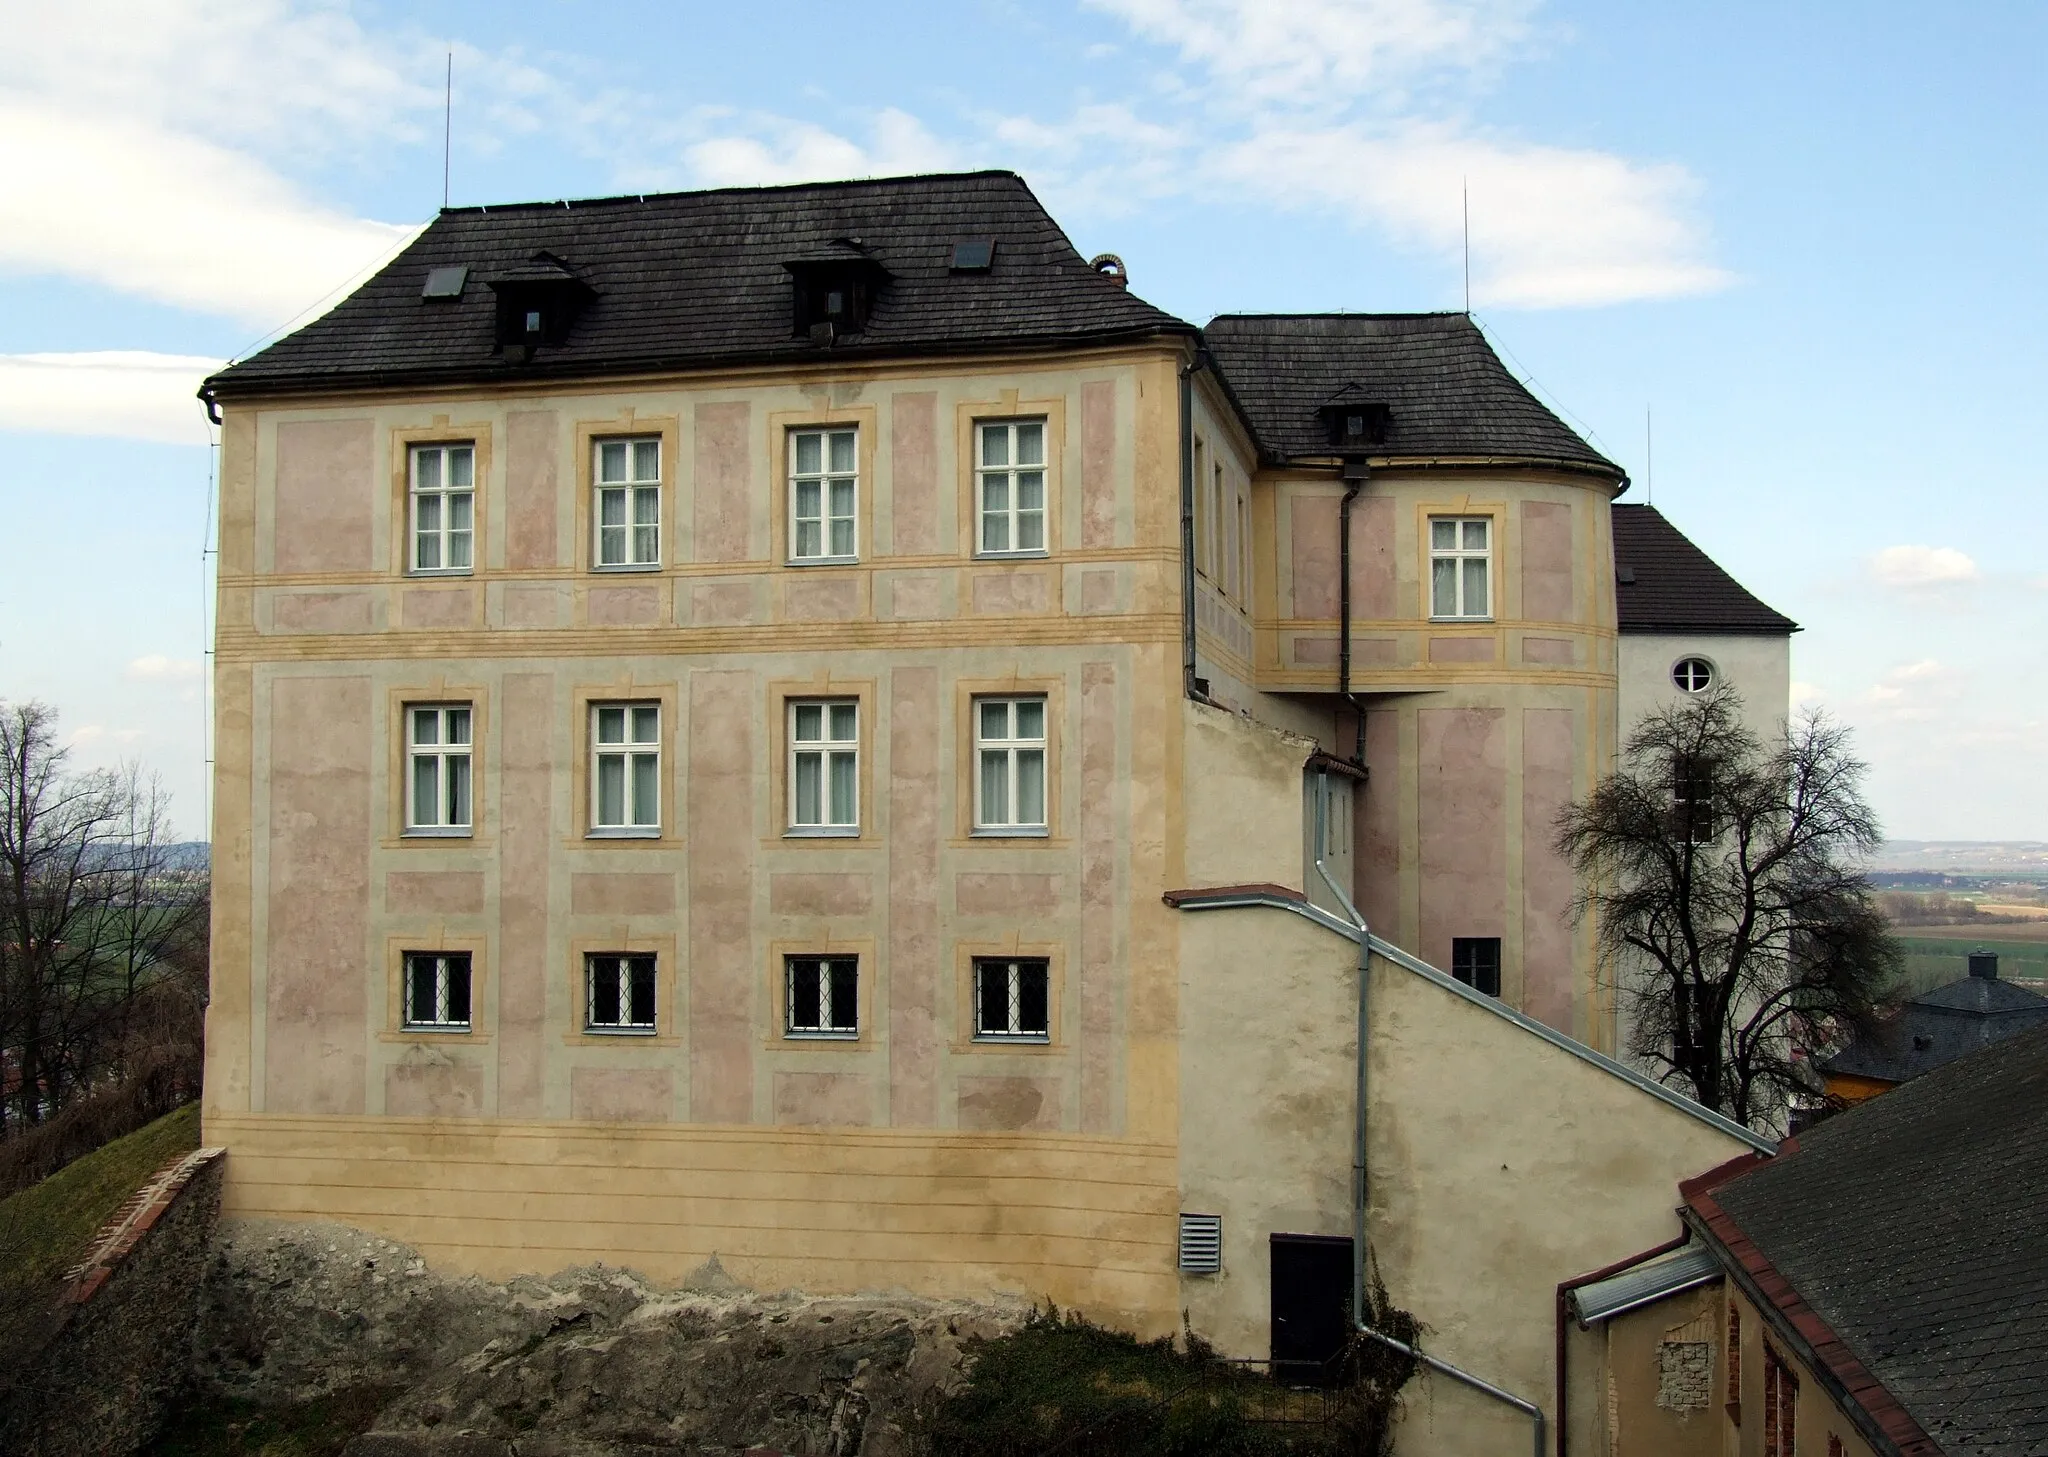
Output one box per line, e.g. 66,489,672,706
585,953,657,1033
786,956,858,1038
1451,937,1502,997
403,952,472,1030
974,958,1050,1041
1178,1214,1223,1273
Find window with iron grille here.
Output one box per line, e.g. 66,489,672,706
1451,937,1502,997
977,419,1047,556
585,953,656,1033
1672,755,1719,844
974,958,1050,1041
403,952,472,1030
595,436,661,568
789,428,858,561
1178,1213,1223,1273
786,956,858,1038
410,443,475,574
591,703,660,833
974,696,1048,833
405,704,472,834
788,700,858,833
1429,516,1491,619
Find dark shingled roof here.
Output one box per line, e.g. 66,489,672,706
1200,313,1621,475
1695,1023,2048,1456
1611,504,1799,635
205,171,1192,399
1822,970,2048,1085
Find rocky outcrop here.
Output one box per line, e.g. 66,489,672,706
195,1220,1027,1456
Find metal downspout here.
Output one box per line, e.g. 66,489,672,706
1312,770,1545,1457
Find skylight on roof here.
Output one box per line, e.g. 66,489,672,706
421,266,469,300
950,240,995,272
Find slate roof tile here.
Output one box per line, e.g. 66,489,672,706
206,171,1192,399
1704,1023,2048,1455
1201,312,1619,473
1611,504,1799,635
1822,972,2048,1083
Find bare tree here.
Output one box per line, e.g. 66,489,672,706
1556,689,1901,1131
0,701,207,1140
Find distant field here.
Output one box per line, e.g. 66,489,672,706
1894,929,2048,995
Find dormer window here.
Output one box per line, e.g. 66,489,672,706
783,239,889,342
486,252,594,357
1317,386,1392,452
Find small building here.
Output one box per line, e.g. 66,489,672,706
1821,951,2048,1105
1567,1019,2048,1456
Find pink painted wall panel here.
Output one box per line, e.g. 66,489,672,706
587,585,662,626
887,667,941,1125
386,1063,484,1118
265,676,371,1113
570,873,676,916
1520,500,1574,622
496,673,554,1118
503,410,560,569
273,419,373,573
400,587,474,630
889,392,939,555
570,1067,673,1122
1080,660,1119,1132
1349,496,1397,619
773,1071,873,1127
693,402,752,563
958,1076,1063,1132
1417,707,1507,972
955,873,1063,917
688,670,756,1123
1356,709,1403,941
1290,496,1340,619
769,874,873,917
1081,379,1118,549
384,871,485,916
1521,708,1578,1032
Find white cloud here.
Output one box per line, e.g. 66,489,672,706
0,352,223,445
67,724,147,748
1863,660,1964,722
1869,545,1979,589
126,655,204,683
682,109,958,189
1790,680,1826,708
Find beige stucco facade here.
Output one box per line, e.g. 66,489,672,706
1618,630,1792,750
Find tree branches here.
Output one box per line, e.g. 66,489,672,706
1556,690,1901,1132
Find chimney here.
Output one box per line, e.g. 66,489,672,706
1968,949,1999,980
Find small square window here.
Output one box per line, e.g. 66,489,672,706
1451,937,1501,997
1429,515,1491,619
976,419,1047,556
786,956,858,1038
403,951,473,1030
410,443,475,575
789,428,858,561
788,700,858,833
595,436,661,568
974,957,1050,1041
591,702,660,834
974,696,1048,833
585,953,657,1033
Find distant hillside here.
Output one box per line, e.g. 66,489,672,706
1870,841,2048,880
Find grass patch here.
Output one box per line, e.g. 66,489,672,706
914,1306,1411,1457
0,1102,200,1294
146,1388,394,1457
1894,935,2048,995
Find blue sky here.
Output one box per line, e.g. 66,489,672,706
1,0,2041,841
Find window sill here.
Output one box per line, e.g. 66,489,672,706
586,826,661,840
971,826,1050,839
400,1023,473,1035
784,825,860,839
974,550,1051,562
783,1030,860,1042
591,562,662,574
582,1025,658,1037
972,1033,1052,1045
402,826,474,840
1428,616,1494,624
407,568,475,579
785,555,860,568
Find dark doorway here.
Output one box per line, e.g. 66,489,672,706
1270,1234,1354,1383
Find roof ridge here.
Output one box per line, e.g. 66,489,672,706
437,169,1027,217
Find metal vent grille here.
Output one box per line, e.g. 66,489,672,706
1178,1213,1223,1274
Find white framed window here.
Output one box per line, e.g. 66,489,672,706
1429,516,1492,620
974,696,1048,833
595,436,661,568
410,443,475,574
976,419,1047,556
788,700,858,834
590,703,660,834
785,956,858,1038
405,704,472,835
1672,657,1716,693
403,951,472,1030
789,427,858,561
973,957,1050,1041
585,953,656,1033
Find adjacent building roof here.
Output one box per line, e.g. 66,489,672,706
1570,1244,1723,1325
1611,504,1799,635
205,171,1192,399
1822,965,2048,1085
1201,313,1621,476
1687,1023,2048,1457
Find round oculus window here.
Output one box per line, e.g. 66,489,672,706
1672,657,1715,693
